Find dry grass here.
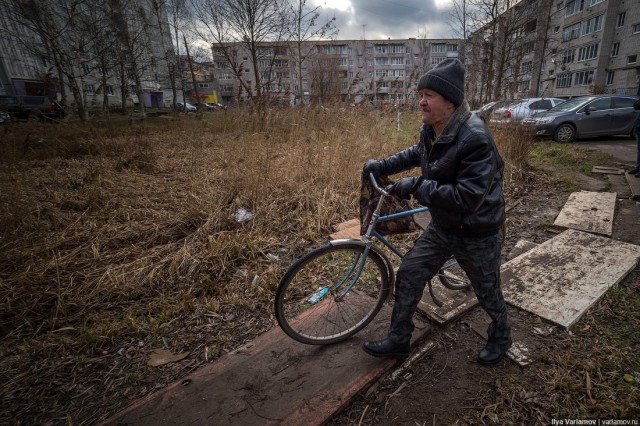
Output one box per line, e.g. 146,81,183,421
0,107,530,424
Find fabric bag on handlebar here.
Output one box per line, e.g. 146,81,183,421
359,172,421,236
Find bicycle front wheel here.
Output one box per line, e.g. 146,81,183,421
275,243,390,345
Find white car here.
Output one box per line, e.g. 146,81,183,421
491,97,566,125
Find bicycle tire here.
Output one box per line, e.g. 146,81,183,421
437,259,472,290
275,243,390,345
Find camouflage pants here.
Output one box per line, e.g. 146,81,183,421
388,224,510,345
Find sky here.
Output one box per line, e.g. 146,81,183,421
310,0,458,41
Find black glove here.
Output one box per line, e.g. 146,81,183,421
387,177,420,200
363,159,385,178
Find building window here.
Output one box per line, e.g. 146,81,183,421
520,61,533,73
633,24,640,34
376,81,390,88
129,85,137,95
586,0,604,6
84,83,95,94
582,14,604,35
390,45,405,53
215,61,229,69
518,80,531,92
367,59,373,66
375,69,388,77
611,42,620,57
198,83,210,88
348,60,353,66
375,45,387,54
574,69,594,86
628,55,638,64
367,47,373,54
274,59,288,67
389,69,404,77
275,71,289,79
81,62,91,74
221,85,234,92
562,48,576,64
390,57,404,65
105,85,115,96
338,58,347,66
431,44,446,53
577,43,599,61
565,0,583,17
562,23,581,41
554,26,560,33
375,57,388,65
556,73,572,88
605,71,614,85
349,71,354,78
258,60,270,68
431,57,446,65
522,41,535,54
617,12,625,28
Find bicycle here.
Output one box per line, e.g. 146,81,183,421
274,173,472,345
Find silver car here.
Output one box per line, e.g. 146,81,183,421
523,95,640,142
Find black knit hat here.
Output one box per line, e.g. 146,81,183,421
417,58,465,108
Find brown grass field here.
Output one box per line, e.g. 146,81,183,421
0,107,580,424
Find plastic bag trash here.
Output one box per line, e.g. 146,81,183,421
266,253,279,262
308,287,328,304
235,208,253,223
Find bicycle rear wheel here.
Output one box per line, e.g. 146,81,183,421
275,243,390,345
437,259,472,290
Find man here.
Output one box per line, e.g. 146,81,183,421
362,58,511,365
630,97,640,177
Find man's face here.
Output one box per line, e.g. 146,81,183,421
418,88,455,129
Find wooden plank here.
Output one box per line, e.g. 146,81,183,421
627,172,640,200
501,229,640,329
102,300,431,426
591,166,623,175
553,191,616,236
417,275,478,325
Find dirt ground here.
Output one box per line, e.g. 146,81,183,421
331,179,640,425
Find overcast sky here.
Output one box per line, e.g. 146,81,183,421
310,0,458,41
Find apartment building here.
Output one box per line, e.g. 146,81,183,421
212,39,462,106
0,1,175,110
466,0,640,105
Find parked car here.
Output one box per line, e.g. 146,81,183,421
471,100,509,122
491,97,566,125
175,102,197,112
522,95,640,142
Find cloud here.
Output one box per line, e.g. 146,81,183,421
313,0,456,40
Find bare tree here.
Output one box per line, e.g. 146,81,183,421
190,0,289,106
287,0,337,105
1,0,100,120
164,0,189,109
308,51,341,105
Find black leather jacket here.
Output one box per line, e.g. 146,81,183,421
380,102,505,236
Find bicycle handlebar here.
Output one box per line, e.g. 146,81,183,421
368,172,390,197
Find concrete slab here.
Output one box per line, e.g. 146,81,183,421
507,240,539,261
501,229,640,329
553,191,616,236
608,174,632,199
626,172,640,200
102,301,431,426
